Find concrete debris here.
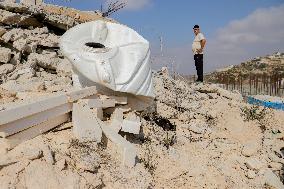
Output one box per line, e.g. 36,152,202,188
28,52,60,70
42,144,55,165
121,112,141,134
0,1,284,188
264,169,284,189
56,158,67,171
0,26,6,36
109,108,124,133
0,64,14,75
242,141,260,157
246,170,256,179
0,47,12,63
72,101,103,142
245,158,263,171
23,148,42,160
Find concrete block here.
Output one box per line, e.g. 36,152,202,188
101,122,136,167
0,94,68,125
121,112,141,134
72,102,102,142
0,103,72,137
1,113,69,150
66,86,97,102
92,107,103,120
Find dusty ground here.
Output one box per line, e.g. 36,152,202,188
1,70,284,189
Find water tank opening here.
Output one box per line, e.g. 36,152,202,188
85,42,105,48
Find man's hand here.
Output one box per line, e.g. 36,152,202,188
197,49,203,54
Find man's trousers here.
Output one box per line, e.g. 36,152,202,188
194,54,203,82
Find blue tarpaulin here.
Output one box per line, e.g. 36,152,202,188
247,96,284,111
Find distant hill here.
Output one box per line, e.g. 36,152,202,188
206,52,284,82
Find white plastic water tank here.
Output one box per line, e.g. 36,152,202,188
59,20,154,98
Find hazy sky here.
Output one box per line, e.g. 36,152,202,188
49,0,284,74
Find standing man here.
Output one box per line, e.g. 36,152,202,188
192,25,206,82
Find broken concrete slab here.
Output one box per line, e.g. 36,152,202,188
66,86,97,102
0,93,68,125
0,113,69,150
72,101,102,142
121,112,141,135
0,102,72,137
101,121,136,167
0,47,12,63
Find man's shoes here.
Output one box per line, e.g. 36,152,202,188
195,79,203,83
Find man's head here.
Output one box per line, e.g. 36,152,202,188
193,25,200,35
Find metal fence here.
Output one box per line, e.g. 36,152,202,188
179,73,284,97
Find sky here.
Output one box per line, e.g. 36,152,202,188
49,0,284,74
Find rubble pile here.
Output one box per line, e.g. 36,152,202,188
1,2,284,189
0,1,110,99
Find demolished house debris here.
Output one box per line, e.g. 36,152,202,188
1,1,284,189
0,0,153,168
